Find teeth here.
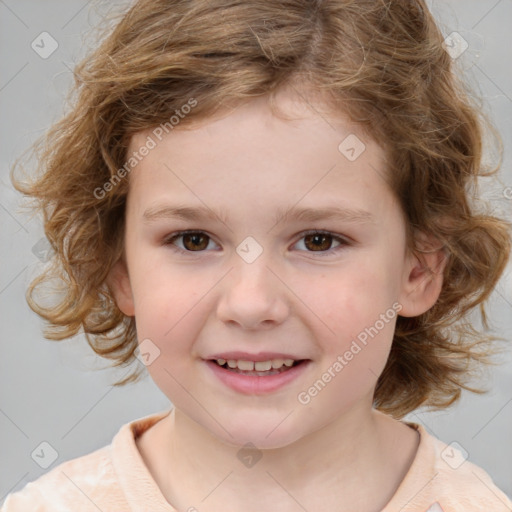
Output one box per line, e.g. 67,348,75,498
255,361,272,371
237,360,254,371
216,358,297,371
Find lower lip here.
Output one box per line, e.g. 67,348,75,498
204,360,310,395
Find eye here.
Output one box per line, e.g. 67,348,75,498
162,229,350,255
163,230,218,252
293,230,350,256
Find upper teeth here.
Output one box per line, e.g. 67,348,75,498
216,358,295,371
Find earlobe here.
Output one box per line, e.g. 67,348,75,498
107,257,135,316
398,232,448,318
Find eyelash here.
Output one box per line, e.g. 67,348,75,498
162,229,351,257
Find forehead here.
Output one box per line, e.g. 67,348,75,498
125,89,396,224
128,86,374,158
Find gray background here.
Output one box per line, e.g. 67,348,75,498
1,0,511,504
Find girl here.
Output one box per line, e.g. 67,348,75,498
4,1,511,510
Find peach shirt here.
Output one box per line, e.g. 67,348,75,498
2,410,511,512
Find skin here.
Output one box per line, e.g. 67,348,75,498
109,85,447,512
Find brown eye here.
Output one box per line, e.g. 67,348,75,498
182,232,209,251
303,233,334,251
165,231,214,252
294,230,349,256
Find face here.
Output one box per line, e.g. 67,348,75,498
110,88,440,449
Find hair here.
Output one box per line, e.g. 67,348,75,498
12,0,511,418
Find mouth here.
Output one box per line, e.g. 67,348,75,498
208,358,308,376
204,356,311,394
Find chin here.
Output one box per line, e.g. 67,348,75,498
207,413,309,451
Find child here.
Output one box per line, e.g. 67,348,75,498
4,0,512,510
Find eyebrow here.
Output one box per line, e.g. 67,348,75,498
142,204,375,226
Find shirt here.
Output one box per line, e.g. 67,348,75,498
1,409,511,512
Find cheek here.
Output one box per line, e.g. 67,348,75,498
307,260,396,331
129,264,209,399
298,259,398,372
129,256,207,332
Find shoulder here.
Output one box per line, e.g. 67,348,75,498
0,444,127,511
1,410,172,512
388,422,512,512
427,433,511,511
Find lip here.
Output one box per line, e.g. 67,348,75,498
204,359,311,395
206,351,303,362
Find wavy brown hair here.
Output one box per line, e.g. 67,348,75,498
12,0,511,418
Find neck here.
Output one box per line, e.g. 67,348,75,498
148,401,419,512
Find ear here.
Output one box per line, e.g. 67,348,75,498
397,231,448,317
107,256,135,316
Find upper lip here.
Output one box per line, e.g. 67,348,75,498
206,351,306,362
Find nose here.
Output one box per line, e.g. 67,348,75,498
216,254,290,330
